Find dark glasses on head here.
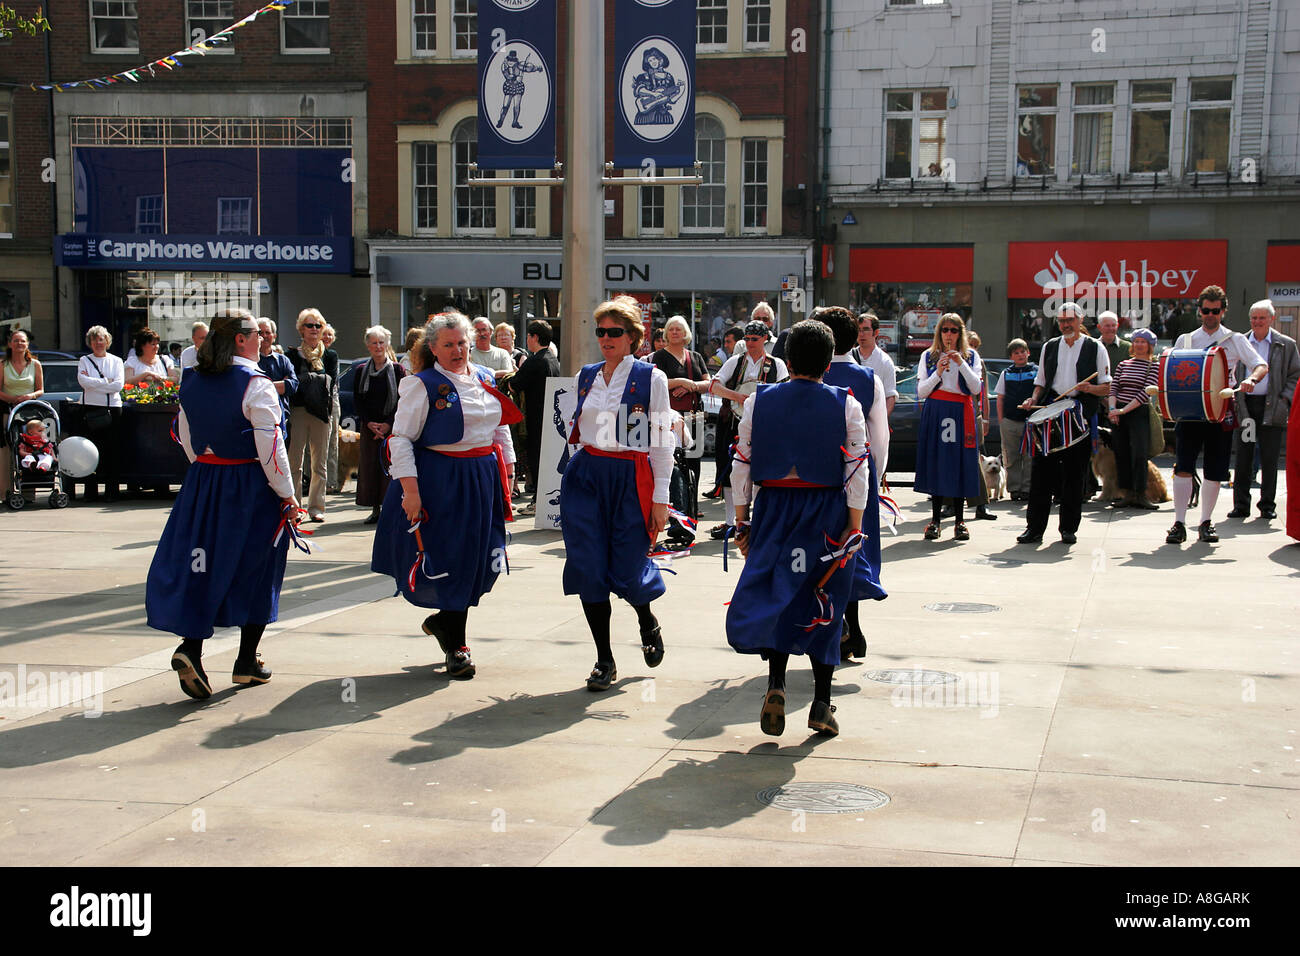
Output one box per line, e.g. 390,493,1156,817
594,327,626,338
1199,307,1222,315
301,322,322,330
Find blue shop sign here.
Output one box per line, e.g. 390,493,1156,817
57,233,352,274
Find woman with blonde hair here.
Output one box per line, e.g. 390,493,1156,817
560,296,674,690
1,329,45,502
916,313,983,540
285,308,339,521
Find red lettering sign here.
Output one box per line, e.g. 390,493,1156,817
1007,240,1227,299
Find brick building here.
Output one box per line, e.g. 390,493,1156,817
365,0,820,354
4,1,371,355
819,0,1300,359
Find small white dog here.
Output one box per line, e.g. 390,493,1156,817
981,455,1007,501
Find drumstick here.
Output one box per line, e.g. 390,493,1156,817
1145,384,1237,399
1054,371,1100,400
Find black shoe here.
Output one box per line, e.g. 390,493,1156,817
1260,508,1277,520
974,507,997,520
1016,530,1042,544
709,523,733,540
1197,520,1218,543
422,613,452,653
587,661,617,692
171,648,212,700
1165,521,1187,544
1060,531,1077,545
640,623,664,668
923,521,941,540
1226,508,1250,518
445,646,476,680
840,628,867,661
953,521,970,541
807,700,839,737
364,507,381,524
702,486,723,500
232,655,272,685
760,688,786,736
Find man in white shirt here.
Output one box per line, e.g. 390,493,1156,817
178,321,208,381
850,312,897,417
1166,286,1268,543
469,316,515,378
1016,302,1111,545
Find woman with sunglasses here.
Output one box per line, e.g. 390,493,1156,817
560,296,675,690
371,312,521,680
916,314,984,540
285,309,339,522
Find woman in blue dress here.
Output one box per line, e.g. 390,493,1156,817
726,319,872,738
561,296,674,691
146,310,298,700
632,47,682,126
915,313,983,541
371,312,520,680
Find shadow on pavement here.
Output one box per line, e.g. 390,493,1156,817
1268,543,1300,575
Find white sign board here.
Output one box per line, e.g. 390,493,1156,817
533,375,578,530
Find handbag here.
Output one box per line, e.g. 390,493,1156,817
83,357,114,430
1146,399,1165,458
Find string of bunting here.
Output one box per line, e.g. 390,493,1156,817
26,1,294,93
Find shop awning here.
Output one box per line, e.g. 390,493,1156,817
1266,242,1300,282
847,245,974,284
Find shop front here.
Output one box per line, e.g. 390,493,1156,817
1265,241,1300,338
369,238,811,361
1006,239,1228,345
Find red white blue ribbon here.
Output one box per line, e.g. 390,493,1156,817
272,503,316,554
879,494,901,535
405,509,450,593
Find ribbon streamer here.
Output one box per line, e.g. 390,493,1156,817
272,502,316,555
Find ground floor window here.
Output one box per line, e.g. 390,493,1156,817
851,281,971,361
0,280,32,334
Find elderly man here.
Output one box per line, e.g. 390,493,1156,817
1096,310,1127,375
469,316,515,379
1166,286,1269,543
178,321,208,381
737,301,778,356
709,319,788,538
257,317,298,444
1226,300,1300,522
851,312,898,417
1016,302,1112,545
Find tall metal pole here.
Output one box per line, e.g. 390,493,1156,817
560,0,604,375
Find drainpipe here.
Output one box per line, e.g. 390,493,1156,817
43,0,60,348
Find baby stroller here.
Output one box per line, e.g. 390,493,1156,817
5,399,70,509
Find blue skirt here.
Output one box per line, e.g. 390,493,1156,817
146,461,289,641
849,457,887,603
914,397,981,498
370,448,506,610
725,485,852,667
560,448,665,605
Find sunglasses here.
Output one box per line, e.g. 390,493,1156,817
940,328,960,334
1199,307,1222,315
744,335,765,343
301,322,323,330
594,327,626,339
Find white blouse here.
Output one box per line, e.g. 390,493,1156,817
574,355,674,504
77,353,125,408
918,349,983,400
124,354,176,382
388,367,517,480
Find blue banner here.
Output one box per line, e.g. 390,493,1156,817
56,234,351,274
477,0,557,170
613,0,695,170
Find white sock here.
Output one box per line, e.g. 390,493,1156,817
724,488,735,526
1173,475,1193,524
1199,481,1220,524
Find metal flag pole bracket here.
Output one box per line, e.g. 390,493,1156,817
600,160,703,186
467,162,566,187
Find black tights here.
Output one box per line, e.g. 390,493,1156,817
844,602,863,643
181,622,267,663
767,653,834,703
582,600,657,663
931,496,964,522
429,610,468,648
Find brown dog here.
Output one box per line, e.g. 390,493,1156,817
337,428,361,489
1092,443,1170,503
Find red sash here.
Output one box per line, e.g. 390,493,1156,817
584,446,654,535
438,444,514,522
929,389,977,449
195,455,256,465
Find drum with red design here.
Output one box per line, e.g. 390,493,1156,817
1156,346,1229,422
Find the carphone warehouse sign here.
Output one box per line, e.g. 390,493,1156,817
57,234,350,273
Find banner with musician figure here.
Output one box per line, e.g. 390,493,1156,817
614,0,696,170
477,0,557,169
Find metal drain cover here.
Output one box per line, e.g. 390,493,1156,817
965,557,1026,567
757,782,891,814
924,601,1000,613
866,669,961,685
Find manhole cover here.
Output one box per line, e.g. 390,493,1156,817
757,782,891,814
866,669,961,685
924,602,1000,613
965,557,1026,568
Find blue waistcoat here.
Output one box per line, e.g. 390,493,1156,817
1000,363,1038,422
570,360,655,450
180,364,264,459
822,360,876,417
749,380,848,487
416,363,498,447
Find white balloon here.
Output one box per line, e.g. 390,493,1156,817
58,436,100,478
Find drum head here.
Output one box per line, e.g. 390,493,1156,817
1026,397,1077,425
730,380,759,418
1205,346,1229,420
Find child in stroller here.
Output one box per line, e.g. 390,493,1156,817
5,399,70,509
18,419,56,473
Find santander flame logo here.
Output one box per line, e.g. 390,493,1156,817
1033,252,1079,292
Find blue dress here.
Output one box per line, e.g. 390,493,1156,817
146,365,289,641
370,365,516,610
725,380,857,667
914,350,982,499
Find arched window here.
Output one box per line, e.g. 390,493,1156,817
453,119,495,234
681,115,725,233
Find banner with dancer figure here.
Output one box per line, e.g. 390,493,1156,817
477,0,557,170
613,0,696,170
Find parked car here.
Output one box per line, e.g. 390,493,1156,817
34,361,85,407
886,359,1004,477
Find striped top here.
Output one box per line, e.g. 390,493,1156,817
1109,357,1159,408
